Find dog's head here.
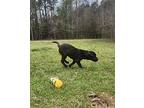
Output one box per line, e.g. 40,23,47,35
85,51,98,62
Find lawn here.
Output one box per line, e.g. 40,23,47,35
30,39,115,108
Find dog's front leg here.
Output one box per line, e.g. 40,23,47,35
77,61,82,68
69,60,76,67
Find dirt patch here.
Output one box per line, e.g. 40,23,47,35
88,92,115,108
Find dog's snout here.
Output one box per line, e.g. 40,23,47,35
94,57,98,62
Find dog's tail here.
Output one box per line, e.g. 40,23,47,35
52,41,60,48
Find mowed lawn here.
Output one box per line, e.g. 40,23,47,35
30,39,115,108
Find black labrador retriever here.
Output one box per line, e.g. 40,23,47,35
52,41,98,68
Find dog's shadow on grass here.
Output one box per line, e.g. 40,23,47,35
62,66,97,71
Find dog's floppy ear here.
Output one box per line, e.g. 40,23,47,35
89,51,96,56
88,51,92,56
84,51,93,57
88,51,91,54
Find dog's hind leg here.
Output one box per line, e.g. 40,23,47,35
61,56,68,67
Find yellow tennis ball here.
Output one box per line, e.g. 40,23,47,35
54,79,63,88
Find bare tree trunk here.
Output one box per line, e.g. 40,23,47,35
30,25,34,40
75,0,78,38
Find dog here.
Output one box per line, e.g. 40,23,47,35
52,41,98,68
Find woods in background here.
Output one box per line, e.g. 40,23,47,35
30,0,115,40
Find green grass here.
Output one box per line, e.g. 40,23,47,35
30,39,115,108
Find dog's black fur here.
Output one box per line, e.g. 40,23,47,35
52,41,98,68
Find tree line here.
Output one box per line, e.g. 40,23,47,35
30,0,115,40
